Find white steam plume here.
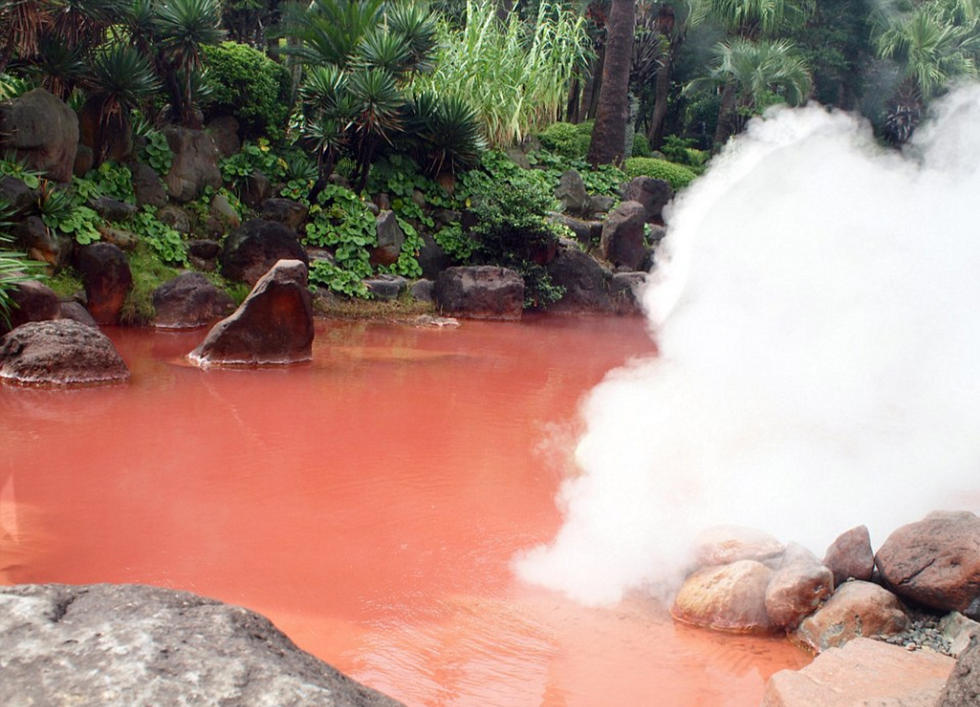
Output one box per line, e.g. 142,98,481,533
515,85,980,606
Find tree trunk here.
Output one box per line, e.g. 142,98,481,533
712,82,737,149
587,0,635,166
647,51,672,148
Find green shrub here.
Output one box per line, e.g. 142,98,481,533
660,135,709,171
201,41,292,137
632,133,653,158
623,157,698,190
119,244,182,325
538,121,592,160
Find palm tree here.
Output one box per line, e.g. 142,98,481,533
587,0,635,166
0,1,52,74
874,0,979,141
687,37,811,142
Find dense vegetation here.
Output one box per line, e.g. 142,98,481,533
1,0,977,316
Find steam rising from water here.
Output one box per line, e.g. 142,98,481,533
515,85,980,605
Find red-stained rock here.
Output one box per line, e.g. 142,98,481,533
763,637,954,707
693,525,785,569
72,243,132,325
876,511,980,619
823,525,874,587
671,560,774,634
189,260,313,366
938,628,980,706
1,280,61,334
219,219,308,286
0,319,129,386
795,580,908,652
765,548,835,630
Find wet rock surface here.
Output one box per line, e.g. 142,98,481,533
0,89,78,182
152,272,235,329
938,628,980,705
671,560,774,634
876,511,980,619
600,201,648,270
693,526,786,569
0,583,402,707
434,266,524,321
190,259,314,366
72,242,133,325
1,280,61,334
762,637,954,707
795,580,908,652
0,319,129,385
765,550,834,631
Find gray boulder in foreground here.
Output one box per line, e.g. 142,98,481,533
0,583,402,707
0,319,129,386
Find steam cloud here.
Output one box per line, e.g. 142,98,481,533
515,85,980,605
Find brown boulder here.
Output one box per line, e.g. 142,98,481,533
0,89,78,182
164,126,222,202
260,198,309,233
152,273,235,329
72,243,133,325
434,266,524,321
0,319,129,385
876,511,980,619
219,219,309,286
622,176,673,222
1,280,61,334
765,548,835,630
763,637,954,707
823,525,874,586
189,260,313,366
795,580,908,652
671,560,774,634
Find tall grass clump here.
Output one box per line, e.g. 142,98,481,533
418,0,592,147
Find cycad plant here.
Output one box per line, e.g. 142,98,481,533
0,200,38,331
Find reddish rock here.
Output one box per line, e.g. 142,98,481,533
2,280,61,334
765,551,835,630
693,525,785,569
795,580,908,652
219,219,309,286
671,560,774,634
152,273,235,329
876,511,980,619
938,629,980,706
763,637,954,707
434,266,524,321
823,525,874,586
58,301,97,328
72,243,133,325
622,176,673,222
189,260,313,366
0,319,129,385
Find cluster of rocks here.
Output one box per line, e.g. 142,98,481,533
670,512,979,704
1,88,661,326
0,583,402,706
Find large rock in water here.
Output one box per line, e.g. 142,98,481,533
0,89,78,182
0,319,129,385
0,583,401,706
152,273,235,329
434,266,524,321
163,126,222,202
220,219,309,286
794,580,908,652
190,260,314,366
762,637,954,707
876,511,980,619
72,243,133,325
671,560,774,634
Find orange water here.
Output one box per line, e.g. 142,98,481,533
0,316,808,705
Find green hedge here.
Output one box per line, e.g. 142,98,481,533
201,41,291,137
538,121,593,160
623,157,698,191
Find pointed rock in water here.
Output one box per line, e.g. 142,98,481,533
823,524,875,587
795,580,908,652
671,560,774,634
0,319,129,385
189,259,313,366
763,637,954,707
876,511,980,619
0,583,403,706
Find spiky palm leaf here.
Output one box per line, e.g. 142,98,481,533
357,28,414,77
155,0,225,71
688,37,812,107
88,43,160,121
29,35,87,98
385,3,438,74
407,89,486,175
281,0,386,69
